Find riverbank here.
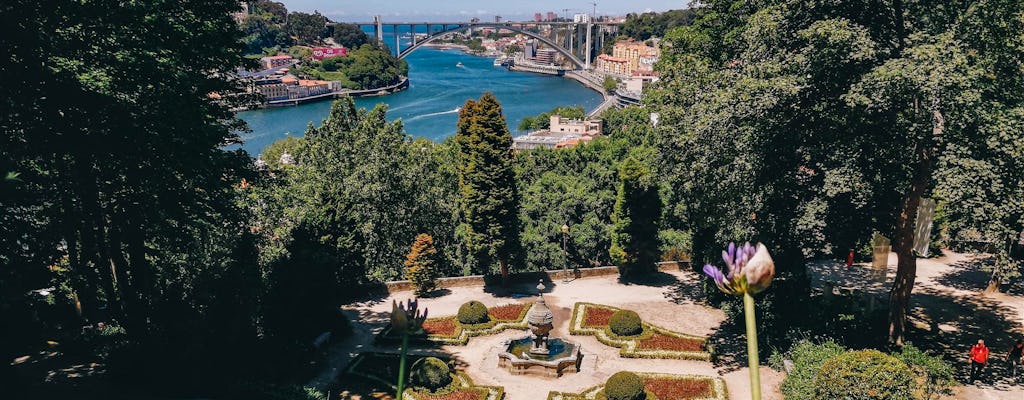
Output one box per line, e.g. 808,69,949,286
263,77,409,108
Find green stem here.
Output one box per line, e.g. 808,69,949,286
397,332,410,400
744,292,761,400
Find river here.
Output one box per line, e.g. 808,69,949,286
236,44,603,155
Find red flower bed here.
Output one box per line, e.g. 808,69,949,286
488,303,526,321
419,389,486,400
637,333,704,352
583,307,614,327
422,318,458,336
643,377,713,400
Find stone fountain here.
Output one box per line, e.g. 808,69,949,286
497,280,582,377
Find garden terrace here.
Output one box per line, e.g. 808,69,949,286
569,302,710,360
546,372,728,400
377,303,531,345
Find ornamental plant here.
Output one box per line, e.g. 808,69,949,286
405,233,439,296
703,242,775,400
391,299,428,400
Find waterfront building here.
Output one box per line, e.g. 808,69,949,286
535,48,557,65
550,115,602,136
608,40,659,76
596,54,629,76
573,14,591,24
512,115,603,150
252,76,340,102
524,40,537,59
260,54,293,70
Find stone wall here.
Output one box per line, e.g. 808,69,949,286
383,261,690,293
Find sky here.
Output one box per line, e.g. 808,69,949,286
279,0,694,22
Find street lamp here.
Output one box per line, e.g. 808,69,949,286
561,224,570,282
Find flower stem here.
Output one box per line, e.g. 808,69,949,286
397,332,409,400
744,292,761,400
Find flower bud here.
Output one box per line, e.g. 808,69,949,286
743,243,775,293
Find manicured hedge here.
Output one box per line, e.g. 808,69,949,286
410,357,452,391
815,350,914,400
568,302,709,360
547,372,727,400
377,302,530,345
458,301,490,324
609,310,643,336
604,371,646,400
344,353,505,400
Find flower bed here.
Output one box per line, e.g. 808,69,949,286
568,302,709,360
378,302,531,345
344,352,504,400
546,373,727,400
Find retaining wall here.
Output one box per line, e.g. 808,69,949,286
383,261,690,293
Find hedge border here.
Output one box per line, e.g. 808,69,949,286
546,372,727,400
568,302,710,361
377,302,531,345
344,352,505,400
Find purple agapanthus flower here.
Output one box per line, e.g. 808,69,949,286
703,242,775,295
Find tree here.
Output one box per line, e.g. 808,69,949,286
603,76,619,93
332,23,369,49
609,157,661,277
287,11,327,45
455,93,523,281
405,234,440,296
650,0,1024,345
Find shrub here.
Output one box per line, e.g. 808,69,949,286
897,344,955,400
604,371,646,400
815,350,914,400
405,233,439,296
609,310,643,336
457,301,490,325
410,357,453,391
779,340,847,400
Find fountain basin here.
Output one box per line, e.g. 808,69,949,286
498,336,582,377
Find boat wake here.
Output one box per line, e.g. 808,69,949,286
406,107,462,121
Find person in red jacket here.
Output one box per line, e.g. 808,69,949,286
970,339,989,381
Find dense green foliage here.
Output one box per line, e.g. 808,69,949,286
610,157,661,276
405,234,440,296
815,350,914,400
297,44,409,89
240,1,330,53
603,76,619,92
331,23,370,49
775,340,848,400
457,301,490,325
456,93,523,278
608,310,643,336
649,0,1024,344
620,9,696,41
410,357,452,391
896,345,956,400
0,0,284,395
517,105,586,131
603,371,646,400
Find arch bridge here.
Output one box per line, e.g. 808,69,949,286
330,18,624,70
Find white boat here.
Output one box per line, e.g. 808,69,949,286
456,61,464,67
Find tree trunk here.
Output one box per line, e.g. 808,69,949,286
499,258,509,286
888,110,944,346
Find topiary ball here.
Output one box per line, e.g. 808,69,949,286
410,357,453,391
604,371,646,400
457,300,490,325
609,310,643,336
814,349,914,400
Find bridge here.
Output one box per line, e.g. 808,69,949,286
329,17,623,70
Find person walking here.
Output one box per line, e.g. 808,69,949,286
970,339,990,382
1009,339,1024,379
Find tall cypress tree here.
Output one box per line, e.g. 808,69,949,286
609,157,661,277
455,93,522,280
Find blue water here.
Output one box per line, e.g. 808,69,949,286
236,29,603,155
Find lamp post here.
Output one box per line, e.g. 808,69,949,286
561,224,570,282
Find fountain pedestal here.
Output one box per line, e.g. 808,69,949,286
497,281,582,377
